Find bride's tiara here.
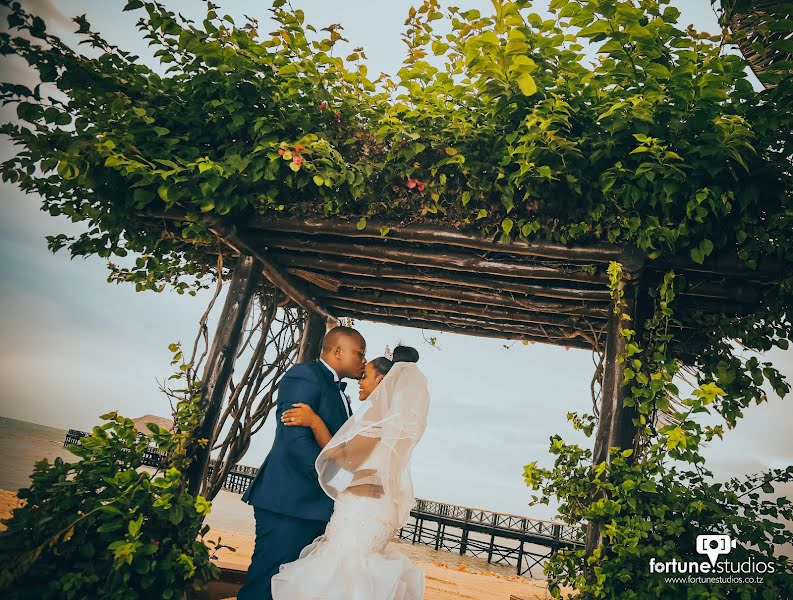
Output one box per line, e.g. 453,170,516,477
383,345,393,360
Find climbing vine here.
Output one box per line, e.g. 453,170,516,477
523,260,792,598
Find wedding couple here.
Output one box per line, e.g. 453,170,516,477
238,326,430,600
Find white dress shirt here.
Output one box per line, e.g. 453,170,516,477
319,357,351,417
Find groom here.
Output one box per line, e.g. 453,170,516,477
237,325,367,600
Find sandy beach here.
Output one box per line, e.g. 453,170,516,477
0,488,562,599
200,527,559,600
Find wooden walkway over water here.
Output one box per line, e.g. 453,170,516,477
397,499,581,577
65,428,584,576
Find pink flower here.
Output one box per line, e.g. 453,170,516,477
294,145,304,153
407,178,426,192
565,346,571,351
319,101,328,111
292,156,304,166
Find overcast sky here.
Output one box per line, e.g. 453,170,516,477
0,0,790,521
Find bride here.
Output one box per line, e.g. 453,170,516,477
272,345,430,600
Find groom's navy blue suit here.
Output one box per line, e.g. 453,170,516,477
237,359,352,600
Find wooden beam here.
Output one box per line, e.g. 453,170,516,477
253,233,607,285
679,277,762,304
585,274,646,557
297,312,327,363
655,252,786,280
138,209,786,281
307,274,609,319
314,291,607,331
202,216,335,321
329,303,595,349
186,254,261,497
245,216,626,264
275,253,612,302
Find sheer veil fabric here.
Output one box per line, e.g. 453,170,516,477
317,361,430,527
271,361,431,600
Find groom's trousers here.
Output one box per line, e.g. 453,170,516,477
236,507,328,600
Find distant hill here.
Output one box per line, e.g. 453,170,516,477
130,414,174,435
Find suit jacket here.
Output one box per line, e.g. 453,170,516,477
241,360,350,521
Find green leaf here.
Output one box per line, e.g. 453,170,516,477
666,426,687,449
772,39,793,54
133,189,154,208
501,218,514,235
128,514,143,537
690,247,705,264
356,217,367,230
516,72,537,96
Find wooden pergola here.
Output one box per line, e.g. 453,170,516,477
137,208,785,553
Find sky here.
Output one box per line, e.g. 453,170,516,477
0,0,791,522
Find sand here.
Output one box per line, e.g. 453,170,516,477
0,489,565,599
201,528,559,600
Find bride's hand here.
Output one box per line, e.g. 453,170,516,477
281,403,318,428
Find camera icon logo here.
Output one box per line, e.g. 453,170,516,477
696,534,737,565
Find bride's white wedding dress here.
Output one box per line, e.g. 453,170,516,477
272,362,430,600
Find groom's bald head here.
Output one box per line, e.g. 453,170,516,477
321,326,363,352
320,326,367,379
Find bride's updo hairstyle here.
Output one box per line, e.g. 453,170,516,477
392,345,419,364
369,345,419,378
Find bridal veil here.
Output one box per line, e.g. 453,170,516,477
316,361,430,526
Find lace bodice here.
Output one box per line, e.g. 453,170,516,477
322,493,397,554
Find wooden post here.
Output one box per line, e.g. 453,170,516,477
297,311,327,363
187,255,262,496
517,541,524,575
585,261,646,556
460,508,472,555
551,523,561,555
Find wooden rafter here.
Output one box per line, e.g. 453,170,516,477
316,292,606,330
277,253,612,302
203,216,336,321
254,233,607,285
132,210,786,350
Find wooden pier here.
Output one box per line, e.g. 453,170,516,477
397,499,582,577
65,428,584,576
